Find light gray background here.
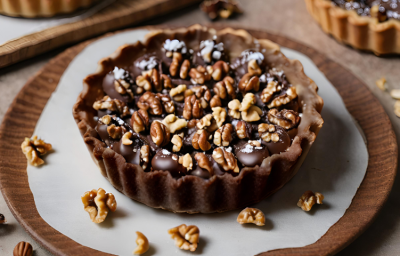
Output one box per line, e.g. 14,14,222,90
0,0,399,255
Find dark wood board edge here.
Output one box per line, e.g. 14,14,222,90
0,0,202,69
0,25,397,256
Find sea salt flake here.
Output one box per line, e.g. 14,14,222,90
162,149,171,155
241,144,254,153
113,67,126,80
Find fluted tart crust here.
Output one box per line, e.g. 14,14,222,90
0,0,100,18
305,0,400,55
73,25,324,213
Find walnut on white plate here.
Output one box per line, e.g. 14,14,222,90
297,190,324,212
133,231,149,255
168,224,199,252
21,136,52,167
81,188,117,223
237,207,265,226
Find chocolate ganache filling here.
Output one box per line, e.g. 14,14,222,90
92,38,302,180
331,0,400,22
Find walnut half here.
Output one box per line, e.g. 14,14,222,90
81,188,117,223
168,224,200,252
297,191,324,212
133,231,149,255
237,208,265,226
21,136,52,167
212,147,239,173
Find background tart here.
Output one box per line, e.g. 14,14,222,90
0,0,100,18
73,25,324,213
305,0,400,55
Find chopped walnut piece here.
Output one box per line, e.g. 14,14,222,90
375,77,387,91
210,95,222,108
260,81,282,103
212,147,239,173
212,107,227,127
191,85,212,109
150,122,171,147
172,134,183,152
237,207,265,226
170,84,187,102
100,115,112,125
240,93,256,112
93,96,130,117
211,60,230,80
200,0,242,20
247,59,262,76
268,109,300,130
192,129,212,151
214,123,234,146
21,136,52,167
162,114,188,133
140,145,151,170
268,86,297,108
394,101,400,118
196,114,218,132
189,66,211,85
170,52,183,77
13,241,33,256
122,132,133,145
136,74,152,93
114,80,134,99
236,121,251,139
180,59,191,79
81,188,117,223
133,231,149,255
238,73,260,93
241,106,262,122
161,74,174,89
197,114,212,129
297,191,324,212
131,109,149,133
137,92,163,115
214,76,236,100
258,124,279,142
248,140,261,147
156,93,175,114
179,153,193,171
107,124,123,139
194,153,214,175
168,224,199,252
183,95,203,120
228,99,241,119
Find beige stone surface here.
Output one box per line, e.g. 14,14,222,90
0,0,399,255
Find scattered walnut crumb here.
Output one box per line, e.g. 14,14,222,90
297,190,324,212
237,208,265,226
81,188,117,223
168,224,199,252
133,231,149,255
375,77,387,91
21,136,52,167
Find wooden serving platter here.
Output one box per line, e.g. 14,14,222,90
0,0,201,69
0,26,397,256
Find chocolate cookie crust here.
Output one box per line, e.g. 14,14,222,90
73,25,323,213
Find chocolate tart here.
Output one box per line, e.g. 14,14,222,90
305,0,400,55
73,25,324,213
0,0,100,18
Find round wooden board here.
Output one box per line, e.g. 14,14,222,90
0,25,397,256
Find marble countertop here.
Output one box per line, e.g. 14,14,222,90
0,0,399,255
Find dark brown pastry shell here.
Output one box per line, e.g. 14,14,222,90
73,25,324,213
